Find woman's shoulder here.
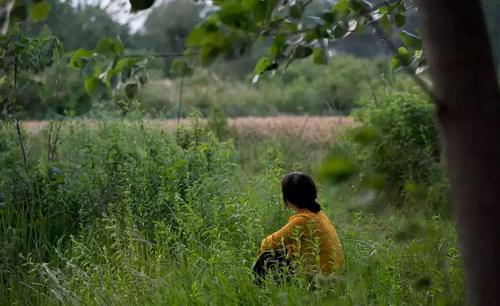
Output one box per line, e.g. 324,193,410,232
289,209,318,222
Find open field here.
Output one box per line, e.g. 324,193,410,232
21,116,355,143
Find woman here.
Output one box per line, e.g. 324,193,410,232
253,172,344,282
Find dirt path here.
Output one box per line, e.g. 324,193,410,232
21,116,354,142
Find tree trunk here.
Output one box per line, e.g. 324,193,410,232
417,1,500,305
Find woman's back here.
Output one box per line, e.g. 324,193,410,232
256,172,344,279
260,208,344,275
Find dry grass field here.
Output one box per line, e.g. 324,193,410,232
22,116,355,143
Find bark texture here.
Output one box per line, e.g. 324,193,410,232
417,1,500,305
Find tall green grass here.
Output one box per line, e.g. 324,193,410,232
0,120,463,305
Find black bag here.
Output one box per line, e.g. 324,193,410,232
252,250,293,285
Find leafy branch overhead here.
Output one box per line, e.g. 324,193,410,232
69,37,149,100
0,0,426,100
128,0,426,81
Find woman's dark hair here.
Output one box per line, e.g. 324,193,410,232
281,172,321,213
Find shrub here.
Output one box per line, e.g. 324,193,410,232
356,89,439,185
333,84,448,210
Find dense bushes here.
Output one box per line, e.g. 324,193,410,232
355,88,440,187
333,84,448,211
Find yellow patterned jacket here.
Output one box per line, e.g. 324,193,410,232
260,209,344,275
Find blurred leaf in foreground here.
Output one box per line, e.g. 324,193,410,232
317,151,356,184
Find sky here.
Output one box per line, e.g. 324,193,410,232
69,0,162,32
72,0,213,33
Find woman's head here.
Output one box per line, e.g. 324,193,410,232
281,172,321,213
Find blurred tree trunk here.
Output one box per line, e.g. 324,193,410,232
417,1,500,305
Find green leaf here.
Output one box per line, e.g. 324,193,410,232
398,31,422,49
332,24,347,38
377,6,389,14
397,46,411,65
95,37,124,57
218,3,251,30
380,14,391,34
115,57,142,72
322,12,335,25
404,181,419,193
318,152,356,184
199,44,220,66
270,34,286,57
390,56,401,70
30,1,51,21
289,2,304,19
312,48,325,65
187,26,206,47
415,49,424,60
332,0,350,18
255,57,272,74
294,46,313,59
124,82,139,99
130,0,155,12
84,76,106,99
69,49,94,69
394,13,406,28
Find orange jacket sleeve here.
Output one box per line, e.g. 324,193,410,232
260,215,309,252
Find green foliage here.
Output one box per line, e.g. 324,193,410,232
68,37,149,101
318,150,356,184
354,89,439,185
175,0,426,80
131,55,382,118
332,83,447,211
0,120,463,304
4,54,90,119
0,24,61,117
255,56,273,74
29,1,51,22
